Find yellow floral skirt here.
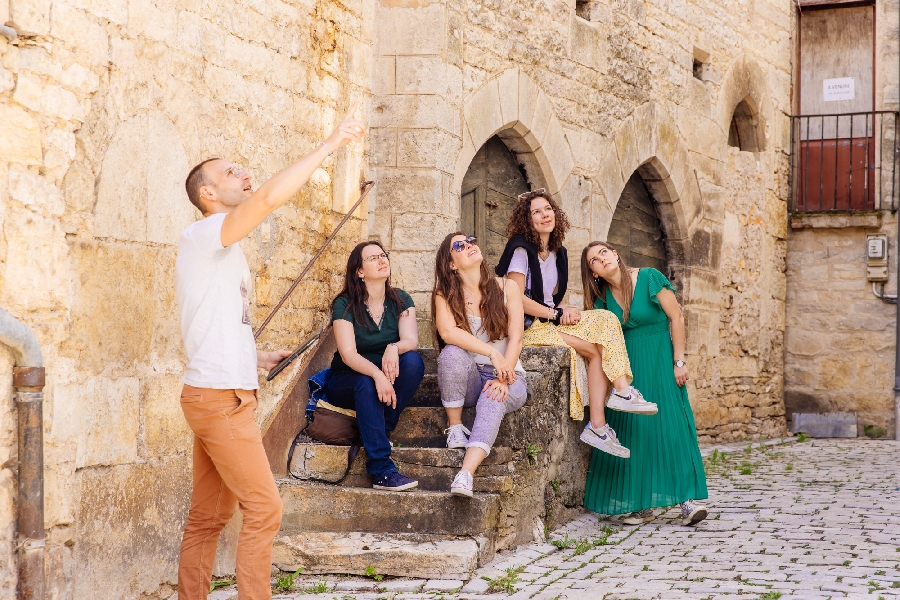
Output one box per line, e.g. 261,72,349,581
523,309,633,420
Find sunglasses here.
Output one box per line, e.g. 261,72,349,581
451,236,478,252
517,187,547,200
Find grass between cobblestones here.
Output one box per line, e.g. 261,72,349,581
206,439,899,600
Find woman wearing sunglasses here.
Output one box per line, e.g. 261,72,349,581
325,240,425,491
431,232,527,497
495,190,657,459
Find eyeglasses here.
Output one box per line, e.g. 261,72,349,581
517,188,547,201
451,236,478,252
362,252,390,263
212,164,246,184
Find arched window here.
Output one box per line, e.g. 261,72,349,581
728,98,762,152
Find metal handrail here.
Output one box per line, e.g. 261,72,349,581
789,110,899,213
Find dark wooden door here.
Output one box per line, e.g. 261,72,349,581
460,137,529,268
607,173,667,273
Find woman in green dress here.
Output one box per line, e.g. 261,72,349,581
580,241,709,526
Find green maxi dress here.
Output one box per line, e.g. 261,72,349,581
583,268,708,515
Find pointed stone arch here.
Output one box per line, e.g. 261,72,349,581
454,68,575,198
716,54,771,152
594,102,705,268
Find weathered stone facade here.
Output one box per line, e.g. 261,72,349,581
0,0,795,597
367,0,792,444
0,0,371,597
784,1,899,439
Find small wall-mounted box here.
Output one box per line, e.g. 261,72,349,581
866,234,888,282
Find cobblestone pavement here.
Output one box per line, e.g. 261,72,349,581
210,438,900,600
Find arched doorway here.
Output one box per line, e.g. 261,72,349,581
460,136,530,267
607,172,668,274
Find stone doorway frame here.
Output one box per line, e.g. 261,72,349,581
596,102,707,271
453,68,576,205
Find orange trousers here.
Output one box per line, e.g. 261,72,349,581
178,385,282,600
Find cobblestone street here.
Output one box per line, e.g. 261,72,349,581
219,439,900,600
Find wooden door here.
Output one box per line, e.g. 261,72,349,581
607,173,667,273
460,137,529,268
798,5,875,210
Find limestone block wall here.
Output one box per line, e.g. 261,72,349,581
0,0,372,597
368,0,792,444
784,4,900,439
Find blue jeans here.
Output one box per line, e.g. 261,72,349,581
325,351,424,476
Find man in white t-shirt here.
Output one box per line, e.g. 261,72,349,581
175,104,365,600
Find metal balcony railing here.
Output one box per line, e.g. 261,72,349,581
789,111,899,213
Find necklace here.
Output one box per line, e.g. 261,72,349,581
365,296,386,330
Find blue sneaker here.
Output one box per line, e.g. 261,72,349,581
372,471,418,491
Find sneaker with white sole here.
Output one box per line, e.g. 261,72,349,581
680,500,708,526
622,509,656,525
450,469,474,497
607,387,658,415
444,424,471,449
372,471,418,491
580,423,630,458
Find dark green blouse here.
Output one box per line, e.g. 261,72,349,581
330,290,414,372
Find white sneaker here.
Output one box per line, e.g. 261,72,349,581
450,469,474,497
444,424,471,449
621,509,656,525
580,423,630,458
680,500,708,526
607,387,658,415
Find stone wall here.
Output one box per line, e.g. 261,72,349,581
784,3,900,439
1,0,796,597
785,216,898,438
368,0,792,444
0,0,372,597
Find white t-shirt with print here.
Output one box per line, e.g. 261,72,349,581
175,213,258,390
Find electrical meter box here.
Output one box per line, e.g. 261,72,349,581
866,234,888,282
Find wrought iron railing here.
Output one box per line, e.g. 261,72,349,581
789,111,899,213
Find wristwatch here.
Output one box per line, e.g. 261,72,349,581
673,360,686,368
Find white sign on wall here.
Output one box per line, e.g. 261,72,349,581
823,77,855,102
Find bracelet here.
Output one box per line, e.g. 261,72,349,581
547,306,554,320
319,141,333,156
388,342,399,352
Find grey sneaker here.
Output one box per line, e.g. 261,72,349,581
580,423,630,458
680,500,708,526
450,469,474,497
607,387,658,415
444,424,471,449
622,509,656,525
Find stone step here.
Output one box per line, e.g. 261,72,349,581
272,531,486,579
288,444,519,492
277,479,502,536
390,402,554,448
408,370,551,408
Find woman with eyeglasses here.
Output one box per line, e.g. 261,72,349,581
325,240,425,491
495,189,657,459
580,241,708,526
431,232,528,497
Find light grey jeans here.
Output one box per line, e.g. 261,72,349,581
436,345,528,455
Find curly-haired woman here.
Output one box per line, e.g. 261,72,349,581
581,241,708,526
432,232,527,497
325,240,425,491
495,189,656,458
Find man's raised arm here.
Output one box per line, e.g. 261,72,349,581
220,102,366,247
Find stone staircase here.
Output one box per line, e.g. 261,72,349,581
259,340,591,580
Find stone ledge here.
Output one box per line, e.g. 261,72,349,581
790,211,883,229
